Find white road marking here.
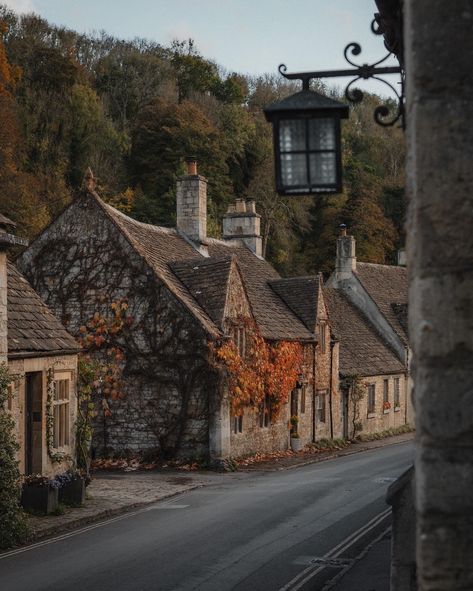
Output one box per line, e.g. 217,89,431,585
279,507,391,591
0,494,192,561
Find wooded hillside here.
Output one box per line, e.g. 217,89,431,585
0,5,406,275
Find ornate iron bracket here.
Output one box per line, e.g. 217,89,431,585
278,21,404,128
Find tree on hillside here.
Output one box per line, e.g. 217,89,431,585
0,19,47,238
130,98,231,227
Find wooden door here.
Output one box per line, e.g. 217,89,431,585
25,372,43,475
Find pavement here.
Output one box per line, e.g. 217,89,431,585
25,431,413,545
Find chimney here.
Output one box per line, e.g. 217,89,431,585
0,214,28,364
222,199,263,257
335,224,356,280
397,248,407,266
176,157,207,243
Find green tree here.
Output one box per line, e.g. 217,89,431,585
0,364,28,549
130,97,231,227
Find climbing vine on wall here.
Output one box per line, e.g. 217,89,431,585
76,298,132,472
342,374,366,438
210,317,303,418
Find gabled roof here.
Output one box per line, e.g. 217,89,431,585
324,286,405,377
7,262,78,358
170,256,234,328
355,262,408,344
89,194,314,342
269,276,320,332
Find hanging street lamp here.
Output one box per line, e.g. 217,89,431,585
263,12,404,197
264,85,348,195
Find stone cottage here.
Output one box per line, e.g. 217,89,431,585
325,226,411,437
0,214,78,478
17,163,335,462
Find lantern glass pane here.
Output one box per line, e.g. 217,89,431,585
279,119,306,151
281,153,307,186
309,152,336,185
308,118,335,150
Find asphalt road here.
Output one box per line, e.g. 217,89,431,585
0,442,413,591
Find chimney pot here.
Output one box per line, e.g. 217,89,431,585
340,223,347,237
235,198,246,213
246,200,256,214
186,156,198,176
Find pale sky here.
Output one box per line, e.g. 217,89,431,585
2,0,398,95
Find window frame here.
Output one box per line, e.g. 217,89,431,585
318,321,327,354
367,384,376,415
383,379,389,404
316,390,326,423
259,394,271,428
233,414,243,434
53,375,71,448
394,377,401,408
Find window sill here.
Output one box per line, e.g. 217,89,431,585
394,407,401,412
383,409,390,414
367,413,376,419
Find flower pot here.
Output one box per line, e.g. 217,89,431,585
290,437,302,452
59,478,86,506
21,484,58,515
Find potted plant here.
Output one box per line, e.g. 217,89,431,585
383,400,391,413
21,475,59,515
56,470,86,506
290,415,302,452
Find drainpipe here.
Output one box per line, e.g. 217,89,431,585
329,337,335,440
312,342,316,442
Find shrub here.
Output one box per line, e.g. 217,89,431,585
0,363,28,549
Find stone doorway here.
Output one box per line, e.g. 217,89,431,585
25,371,43,475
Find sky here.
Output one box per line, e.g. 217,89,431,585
2,0,398,95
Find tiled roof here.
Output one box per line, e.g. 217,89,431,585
324,286,405,377
94,194,314,342
206,240,314,341
355,262,408,343
269,276,320,332
7,262,78,356
170,256,233,328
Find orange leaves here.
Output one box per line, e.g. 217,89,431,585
77,298,132,415
210,317,303,418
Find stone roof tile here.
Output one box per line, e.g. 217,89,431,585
7,262,78,355
324,286,405,377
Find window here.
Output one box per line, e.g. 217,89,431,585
316,390,326,423
318,322,326,354
367,384,376,414
232,326,246,358
383,379,389,404
300,385,306,414
394,378,400,407
233,414,243,434
53,378,70,447
259,394,271,428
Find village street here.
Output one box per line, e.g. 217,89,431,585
0,441,413,591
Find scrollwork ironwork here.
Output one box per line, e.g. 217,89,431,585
278,37,405,127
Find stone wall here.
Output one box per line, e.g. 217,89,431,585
18,195,217,460
342,372,408,438
406,2,473,588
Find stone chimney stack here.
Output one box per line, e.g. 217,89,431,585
0,214,28,364
176,157,207,243
335,224,356,280
222,198,263,257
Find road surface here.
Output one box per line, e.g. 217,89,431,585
0,441,413,591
